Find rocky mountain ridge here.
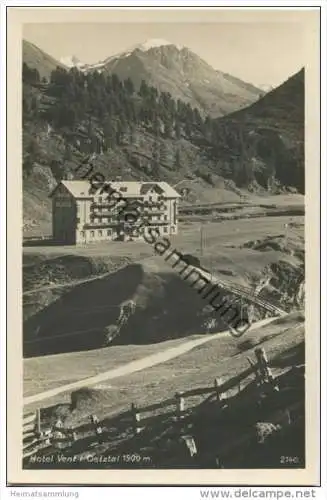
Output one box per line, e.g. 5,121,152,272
24,38,263,118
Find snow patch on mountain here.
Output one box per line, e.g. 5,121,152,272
258,83,274,93
104,39,183,63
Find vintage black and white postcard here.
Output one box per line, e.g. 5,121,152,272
5,5,322,487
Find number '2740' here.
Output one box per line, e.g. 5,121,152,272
280,456,300,464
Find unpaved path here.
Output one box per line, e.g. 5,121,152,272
23,317,276,407
23,272,112,296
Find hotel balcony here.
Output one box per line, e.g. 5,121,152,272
91,202,113,209
92,198,144,208
84,221,119,229
143,208,166,215
145,220,169,226
143,201,166,208
91,211,114,218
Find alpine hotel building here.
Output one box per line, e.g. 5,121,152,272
50,180,180,245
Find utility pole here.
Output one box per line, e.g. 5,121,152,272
284,223,289,244
200,224,204,256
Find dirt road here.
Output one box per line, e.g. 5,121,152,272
23,317,276,407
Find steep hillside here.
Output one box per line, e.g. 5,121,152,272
222,69,304,137
22,115,238,234
23,40,67,81
22,61,304,233
213,69,305,193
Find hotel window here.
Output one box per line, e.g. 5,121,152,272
107,229,112,236
80,231,85,238
90,231,94,238
164,215,168,221
164,227,168,233
98,230,102,237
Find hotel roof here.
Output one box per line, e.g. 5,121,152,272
50,180,181,199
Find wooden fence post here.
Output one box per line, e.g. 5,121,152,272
180,435,197,458
131,403,142,435
214,378,226,402
175,392,185,421
254,347,274,384
35,409,41,437
214,378,220,401
52,418,65,450
90,414,104,443
44,429,52,446
247,356,261,385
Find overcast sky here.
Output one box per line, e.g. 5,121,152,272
23,21,305,88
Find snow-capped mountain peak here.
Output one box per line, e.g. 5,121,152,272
133,39,183,51
60,55,86,69
104,39,183,62
61,40,184,73
100,39,184,66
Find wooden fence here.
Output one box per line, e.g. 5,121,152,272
23,409,77,459
128,375,231,435
23,410,109,459
22,348,296,460
23,410,48,458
